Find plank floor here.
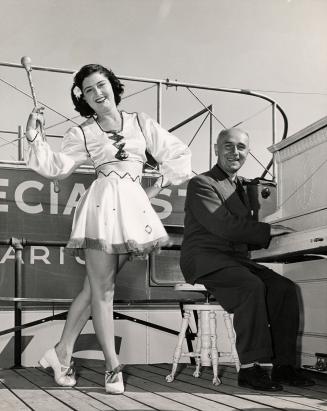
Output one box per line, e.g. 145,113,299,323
0,361,326,411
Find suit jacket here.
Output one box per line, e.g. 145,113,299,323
180,165,271,284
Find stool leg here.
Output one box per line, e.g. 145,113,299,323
166,310,191,382
209,310,221,385
200,310,211,367
193,314,202,378
223,311,240,372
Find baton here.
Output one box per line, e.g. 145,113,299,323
21,56,60,193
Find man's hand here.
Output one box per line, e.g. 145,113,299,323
270,224,295,237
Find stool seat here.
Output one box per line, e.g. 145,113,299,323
166,282,240,386
174,283,207,292
183,303,225,311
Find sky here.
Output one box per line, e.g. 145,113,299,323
0,0,326,177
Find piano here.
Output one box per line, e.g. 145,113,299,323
250,115,327,263
249,116,327,371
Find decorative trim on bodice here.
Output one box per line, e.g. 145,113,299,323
94,112,129,161
96,169,142,183
107,132,129,160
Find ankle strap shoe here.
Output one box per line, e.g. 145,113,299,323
105,364,124,394
39,347,76,387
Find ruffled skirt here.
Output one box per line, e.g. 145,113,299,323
66,174,169,257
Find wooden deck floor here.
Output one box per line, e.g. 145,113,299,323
0,361,326,410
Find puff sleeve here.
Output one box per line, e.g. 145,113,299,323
26,127,89,180
138,112,192,187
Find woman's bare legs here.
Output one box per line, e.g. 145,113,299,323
55,254,128,367
85,249,120,370
55,276,92,366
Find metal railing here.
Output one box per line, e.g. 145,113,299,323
0,61,289,367
0,60,288,178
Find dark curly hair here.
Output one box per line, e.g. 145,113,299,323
71,64,124,118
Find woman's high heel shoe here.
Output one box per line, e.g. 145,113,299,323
39,348,76,387
105,364,124,394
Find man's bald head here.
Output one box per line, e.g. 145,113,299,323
217,128,249,146
215,128,250,177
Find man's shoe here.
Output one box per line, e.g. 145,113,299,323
271,365,315,387
238,364,283,391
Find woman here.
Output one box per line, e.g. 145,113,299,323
26,64,192,394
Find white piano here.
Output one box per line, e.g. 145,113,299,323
250,116,327,372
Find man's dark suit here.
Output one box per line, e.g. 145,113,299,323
180,165,299,365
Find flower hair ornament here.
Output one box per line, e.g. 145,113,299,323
72,84,83,100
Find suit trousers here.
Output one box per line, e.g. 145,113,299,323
196,260,299,365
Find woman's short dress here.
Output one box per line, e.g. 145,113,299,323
27,111,192,257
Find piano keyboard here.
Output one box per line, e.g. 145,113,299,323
251,225,327,263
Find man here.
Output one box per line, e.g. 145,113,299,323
180,128,314,391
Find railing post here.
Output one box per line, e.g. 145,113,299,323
18,125,24,161
272,102,276,181
157,82,162,124
209,105,213,169
11,237,25,368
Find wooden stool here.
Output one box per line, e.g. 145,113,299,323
166,283,240,385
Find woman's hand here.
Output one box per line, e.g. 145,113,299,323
26,106,45,142
145,185,161,199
